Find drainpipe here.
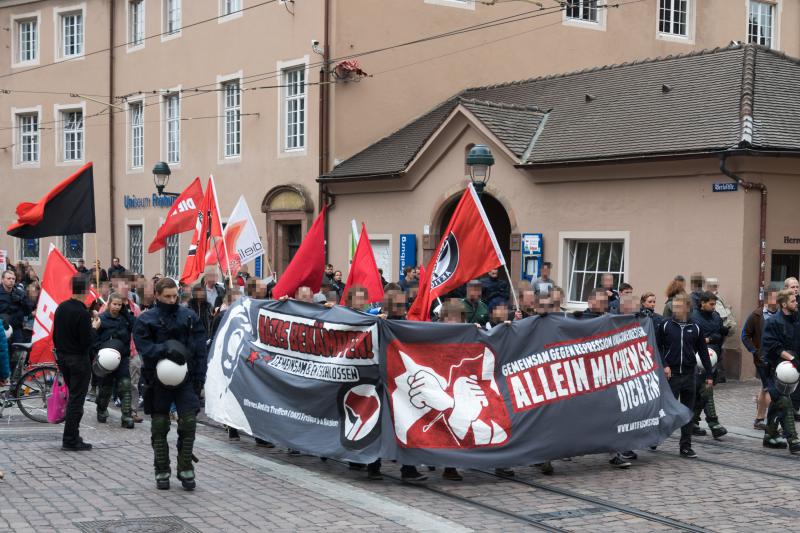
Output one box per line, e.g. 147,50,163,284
719,153,767,306
107,0,116,257
318,0,331,260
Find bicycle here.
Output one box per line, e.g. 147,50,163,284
0,343,64,424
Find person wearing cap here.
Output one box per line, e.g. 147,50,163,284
462,280,489,325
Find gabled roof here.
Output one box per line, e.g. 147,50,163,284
320,44,800,181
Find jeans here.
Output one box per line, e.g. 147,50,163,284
58,352,91,444
668,372,696,449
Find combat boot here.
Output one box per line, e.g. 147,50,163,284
151,414,171,490
691,425,707,436
118,378,134,429
177,413,197,491
95,382,113,423
763,436,788,449
708,422,727,439
789,439,800,455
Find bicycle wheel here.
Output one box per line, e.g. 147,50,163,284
15,366,61,423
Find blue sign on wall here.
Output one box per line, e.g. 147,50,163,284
255,256,263,278
399,234,417,279
712,182,738,192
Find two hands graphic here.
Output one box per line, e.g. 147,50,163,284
407,370,488,440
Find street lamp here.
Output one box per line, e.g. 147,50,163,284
152,161,177,196
466,144,495,195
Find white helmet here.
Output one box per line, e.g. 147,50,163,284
695,348,718,369
156,358,188,387
92,347,122,377
776,361,800,395
3,324,11,340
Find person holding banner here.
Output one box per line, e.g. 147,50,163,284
133,277,208,490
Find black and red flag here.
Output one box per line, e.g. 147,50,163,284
7,162,96,238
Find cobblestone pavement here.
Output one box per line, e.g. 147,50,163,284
0,380,796,532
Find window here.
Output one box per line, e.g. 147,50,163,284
128,225,143,275
566,0,598,23
165,0,181,34
62,110,84,161
164,94,180,164
130,101,144,168
61,234,83,261
60,11,83,58
770,252,799,290
658,0,688,36
566,240,625,303
17,18,38,63
223,0,241,16
19,238,39,263
129,0,145,47
17,113,39,164
164,234,180,278
748,1,775,48
223,80,241,158
284,67,306,150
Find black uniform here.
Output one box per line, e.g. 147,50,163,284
689,308,729,437
133,300,207,489
52,298,94,448
761,310,800,449
93,307,135,427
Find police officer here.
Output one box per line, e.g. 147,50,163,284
133,278,207,490
0,270,33,347
93,292,136,428
761,289,800,453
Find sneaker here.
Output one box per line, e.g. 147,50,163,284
62,440,92,451
494,467,514,476
679,447,697,459
763,436,788,449
754,419,767,430
691,425,707,436
609,455,631,468
709,424,728,439
620,450,638,460
255,438,274,448
442,467,463,481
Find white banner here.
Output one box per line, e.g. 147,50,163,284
207,195,264,274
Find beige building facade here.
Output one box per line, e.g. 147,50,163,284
0,1,799,378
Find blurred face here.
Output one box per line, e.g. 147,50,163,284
1,272,15,290
676,279,685,291
388,292,407,318
157,287,179,305
601,274,613,290
700,299,716,312
672,299,688,321
589,292,607,312
108,297,124,316
706,283,719,294
467,285,482,302
205,271,218,286
112,278,129,299
192,287,206,302
643,295,656,311
491,304,509,323
541,264,550,279
620,294,638,314
621,287,633,295
766,292,779,312
295,287,314,303
550,289,563,310
351,290,369,310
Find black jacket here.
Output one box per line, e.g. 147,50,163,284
481,276,510,308
690,308,728,355
762,311,800,369
53,299,93,357
132,301,208,385
93,308,134,357
656,318,712,378
0,285,32,330
639,307,664,330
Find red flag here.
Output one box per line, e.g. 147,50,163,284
83,284,101,307
272,205,327,299
30,246,77,363
7,162,95,238
339,223,385,305
148,177,204,253
407,184,504,321
180,177,227,285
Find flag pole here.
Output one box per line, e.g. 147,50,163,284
93,233,100,289
208,176,235,291
502,263,520,310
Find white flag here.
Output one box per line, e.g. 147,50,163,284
206,195,264,274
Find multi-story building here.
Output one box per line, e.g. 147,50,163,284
0,0,798,377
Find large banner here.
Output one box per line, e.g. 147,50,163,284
206,299,691,467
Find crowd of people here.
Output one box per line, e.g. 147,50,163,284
3,254,799,490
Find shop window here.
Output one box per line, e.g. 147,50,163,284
771,252,799,290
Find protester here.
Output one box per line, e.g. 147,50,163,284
689,291,729,438
109,257,127,278
89,260,109,283
53,274,98,451
532,262,554,295
188,285,213,339
92,292,136,428
514,281,537,319
399,266,417,292
462,280,489,324
639,292,664,329
201,267,225,310
75,258,89,274
599,274,619,313
656,293,713,458
0,270,33,347
236,265,251,293
133,277,208,490
688,273,704,310
761,289,800,453
331,270,345,296
610,282,633,314
742,289,779,430
573,288,607,319
481,269,510,310
437,298,467,481
662,277,686,318
322,264,335,286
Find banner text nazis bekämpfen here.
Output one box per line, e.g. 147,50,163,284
205,299,691,468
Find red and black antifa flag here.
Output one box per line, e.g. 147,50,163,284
206,299,691,468
7,162,96,238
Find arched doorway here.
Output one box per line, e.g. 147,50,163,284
261,185,314,276
436,192,511,266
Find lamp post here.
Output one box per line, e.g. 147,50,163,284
466,144,495,196
152,161,178,197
